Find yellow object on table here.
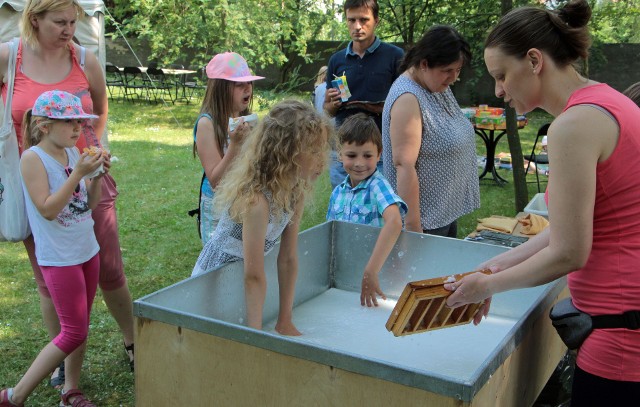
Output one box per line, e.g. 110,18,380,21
477,216,519,234
518,213,549,235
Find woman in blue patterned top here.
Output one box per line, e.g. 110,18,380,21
327,113,407,307
382,25,480,237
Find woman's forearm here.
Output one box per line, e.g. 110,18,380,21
396,165,421,232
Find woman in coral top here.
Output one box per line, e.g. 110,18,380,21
0,0,135,392
444,1,640,405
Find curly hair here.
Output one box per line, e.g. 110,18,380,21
214,99,333,222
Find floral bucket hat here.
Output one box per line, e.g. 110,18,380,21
32,90,98,120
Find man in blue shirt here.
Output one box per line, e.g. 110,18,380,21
324,0,404,189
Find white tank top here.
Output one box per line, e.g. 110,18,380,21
21,146,99,266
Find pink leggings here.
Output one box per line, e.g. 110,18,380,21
40,254,100,354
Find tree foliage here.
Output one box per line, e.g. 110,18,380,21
104,0,638,86
105,0,343,82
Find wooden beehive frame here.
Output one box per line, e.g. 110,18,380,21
386,269,492,337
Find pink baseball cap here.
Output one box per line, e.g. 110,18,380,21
205,52,264,82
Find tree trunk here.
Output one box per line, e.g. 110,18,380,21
500,0,529,212
505,106,529,212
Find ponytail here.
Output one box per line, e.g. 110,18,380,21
22,110,53,150
485,0,592,68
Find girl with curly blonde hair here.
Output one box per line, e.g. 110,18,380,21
191,99,332,336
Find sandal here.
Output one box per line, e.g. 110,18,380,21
49,361,65,389
60,388,95,407
0,388,23,407
124,342,134,372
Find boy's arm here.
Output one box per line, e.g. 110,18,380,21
242,194,270,331
275,199,304,336
361,204,403,307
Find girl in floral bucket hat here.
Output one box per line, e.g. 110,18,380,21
0,90,105,407
191,52,264,244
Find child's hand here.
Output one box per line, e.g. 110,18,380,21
76,149,105,177
229,119,250,146
100,150,112,174
360,271,386,307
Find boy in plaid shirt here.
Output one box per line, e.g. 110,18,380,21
326,113,407,307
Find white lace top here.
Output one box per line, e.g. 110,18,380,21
191,191,293,276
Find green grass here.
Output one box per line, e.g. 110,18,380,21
0,91,552,406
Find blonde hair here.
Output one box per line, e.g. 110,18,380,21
194,78,253,157
314,66,328,87
214,99,333,222
20,0,84,49
21,110,56,150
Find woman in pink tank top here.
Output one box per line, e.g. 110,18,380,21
1,1,134,406
442,1,640,406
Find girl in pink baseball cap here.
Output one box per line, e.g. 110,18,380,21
191,52,265,244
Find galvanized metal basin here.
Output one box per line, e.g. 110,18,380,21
134,221,566,406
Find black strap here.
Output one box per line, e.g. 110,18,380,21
592,311,640,330
187,172,207,239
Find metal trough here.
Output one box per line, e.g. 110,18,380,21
133,221,567,406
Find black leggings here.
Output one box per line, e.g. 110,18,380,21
423,220,458,238
570,365,640,406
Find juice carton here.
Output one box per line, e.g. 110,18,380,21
331,77,350,102
339,74,352,99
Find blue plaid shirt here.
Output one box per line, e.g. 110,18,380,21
326,170,407,226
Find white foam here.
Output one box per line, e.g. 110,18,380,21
264,288,516,380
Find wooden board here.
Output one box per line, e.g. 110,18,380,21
386,269,492,336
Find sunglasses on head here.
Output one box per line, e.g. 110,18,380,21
64,166,80,196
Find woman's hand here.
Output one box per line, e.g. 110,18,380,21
466,265,499,324
444,270,494,319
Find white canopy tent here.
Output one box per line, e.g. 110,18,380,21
0,0,106,72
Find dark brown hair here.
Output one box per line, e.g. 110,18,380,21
399,25,471,73
194,78,252,157
337,113,382,153
343,0,378,19
485,0,592,68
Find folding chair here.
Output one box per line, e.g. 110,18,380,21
105,63,125,102
524,123,551,192
123,66,150,103
147,67,175,105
